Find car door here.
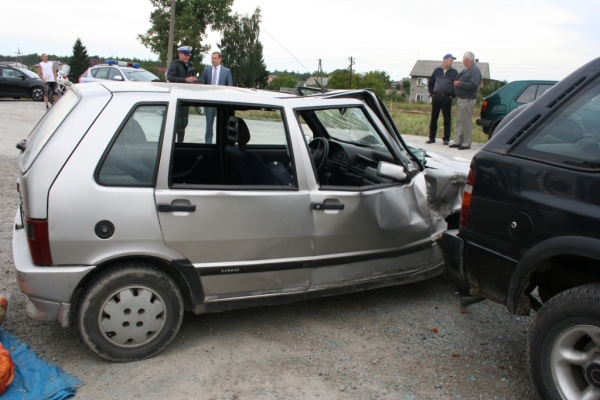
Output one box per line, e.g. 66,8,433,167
155,93,315,302
295,97,445,291
0,67,26,96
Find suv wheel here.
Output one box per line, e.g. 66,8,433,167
77,262,184,362
528,283,600,399
30,87,44,102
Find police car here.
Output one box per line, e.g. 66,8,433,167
79,60,161,83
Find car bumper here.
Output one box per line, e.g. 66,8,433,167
439,229,464,279
476,118,491,128
12,210,95,327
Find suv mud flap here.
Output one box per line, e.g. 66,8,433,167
440,230,464,279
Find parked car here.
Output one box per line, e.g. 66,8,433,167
0,65,44,101
13,82,467,362
477,79,557,137
79,60,160,83
441,57,600,399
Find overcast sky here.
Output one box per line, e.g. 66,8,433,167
2,0,599,82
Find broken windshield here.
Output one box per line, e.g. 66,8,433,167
313,107,388,151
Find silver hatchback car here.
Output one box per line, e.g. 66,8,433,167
13,82,466,362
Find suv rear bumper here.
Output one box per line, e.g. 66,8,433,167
12,210,95,327
475,118,490,128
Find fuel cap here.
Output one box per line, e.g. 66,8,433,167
509,212,533,243
95,220,115,239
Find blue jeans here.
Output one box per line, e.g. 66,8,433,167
205,107,216,144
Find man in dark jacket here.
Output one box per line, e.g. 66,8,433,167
426,54,458,144
167,46,197,142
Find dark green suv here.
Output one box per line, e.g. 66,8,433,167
477,80,557,137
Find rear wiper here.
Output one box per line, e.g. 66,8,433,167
563,160,600,169
16,140,26,152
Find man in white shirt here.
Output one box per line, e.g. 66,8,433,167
200,52,233,143
37,53,58,110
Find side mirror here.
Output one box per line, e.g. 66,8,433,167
19,75,26,80
113,75,123,81
377,161,407,182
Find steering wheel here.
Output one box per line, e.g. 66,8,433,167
308,137,329,172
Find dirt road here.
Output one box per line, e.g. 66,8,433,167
0,99,536,399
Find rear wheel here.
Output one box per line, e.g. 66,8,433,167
528,284,600,400
30,87,44,102
77,262,184,362
488,120,501,139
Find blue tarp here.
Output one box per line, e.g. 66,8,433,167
0,328,83,400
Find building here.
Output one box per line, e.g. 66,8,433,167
409,60,490,103
304,76,329,88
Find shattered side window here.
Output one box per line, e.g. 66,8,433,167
314,107,388,152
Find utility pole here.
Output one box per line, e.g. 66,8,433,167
167,0,176,67
16,48,23,66
318,59,322,87
348,56,355,88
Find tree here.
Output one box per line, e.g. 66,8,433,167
218,8,268,88
327,69,354,90
266,73,298,91
68,38,90,82
138,0,233,64
361,70,391,97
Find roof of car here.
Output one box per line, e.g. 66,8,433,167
96,81,298,97
92,64,147,70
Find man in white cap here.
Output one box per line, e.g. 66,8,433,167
167,45,197,142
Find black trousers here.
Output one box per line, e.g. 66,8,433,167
429,95,453,141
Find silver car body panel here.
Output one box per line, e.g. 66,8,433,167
21,84,112,219
48,91,184,265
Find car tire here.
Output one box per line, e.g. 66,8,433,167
528,283,600,400
30,87,44,102
488,120,501,139
77,262,184,362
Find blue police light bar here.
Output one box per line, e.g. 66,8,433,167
106,60,116,65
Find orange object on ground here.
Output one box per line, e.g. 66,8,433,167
0,343,14,394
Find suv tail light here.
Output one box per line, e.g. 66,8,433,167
481,100,488,112
460,168,476,227
25,217,53,266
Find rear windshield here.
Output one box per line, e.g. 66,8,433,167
21,89,80,171
123,69,160,82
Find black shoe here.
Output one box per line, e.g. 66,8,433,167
458,146,471,150
443,140,449,145
425,139,435,144
448,143,462,148
46,105,49,110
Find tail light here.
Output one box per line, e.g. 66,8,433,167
25,217,53,266
481,100,488,112
460,168,476,227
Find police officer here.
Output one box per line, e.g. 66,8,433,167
167,46,197,142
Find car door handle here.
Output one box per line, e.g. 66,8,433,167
311,202,344,211
157,203,196,212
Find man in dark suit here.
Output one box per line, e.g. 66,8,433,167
200,51,233,144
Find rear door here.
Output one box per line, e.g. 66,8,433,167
155,93,315,302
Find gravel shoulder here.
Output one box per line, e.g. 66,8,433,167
0,99,537,399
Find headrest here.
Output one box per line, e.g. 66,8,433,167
228,117,250,149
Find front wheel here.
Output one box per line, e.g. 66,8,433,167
77,262,184,362
528,284,600,400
